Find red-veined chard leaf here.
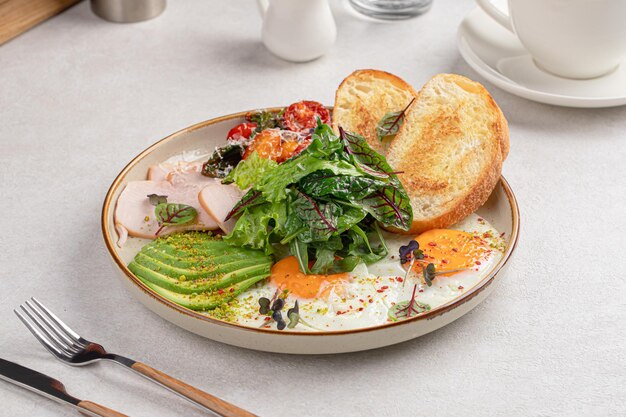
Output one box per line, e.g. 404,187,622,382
154,203,197,235
289,190,341,242
375,98,415,142
224,189,264,221
388,299,431,321
362,185,412,230
339,127,396,179
298,170,388,201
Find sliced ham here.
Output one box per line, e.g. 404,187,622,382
198,183,244,234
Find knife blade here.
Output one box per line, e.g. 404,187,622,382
0,357,115,417
0,357,81,404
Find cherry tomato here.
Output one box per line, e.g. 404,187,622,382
283,101,330,132
227,123,257,141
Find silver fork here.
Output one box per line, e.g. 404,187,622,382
15,298,257,417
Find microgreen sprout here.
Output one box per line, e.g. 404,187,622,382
423,264,470,287
423,263,436,287
388,283,431,321
399,240,469,287
287,300,300,329
399,240,419,264
400,240,429,287
272,310,286,330
258,297,270,315
258,297,318,331
284,300,318,330
258,290,288,330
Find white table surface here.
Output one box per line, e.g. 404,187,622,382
1,1,625,416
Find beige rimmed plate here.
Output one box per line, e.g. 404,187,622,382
101,108,520,354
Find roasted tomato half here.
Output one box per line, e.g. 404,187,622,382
243,129,309,163
283,100,331,132
243,129,282,161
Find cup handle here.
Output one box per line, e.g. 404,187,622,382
476,0,514,32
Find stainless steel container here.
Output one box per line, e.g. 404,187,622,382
91,0,166,23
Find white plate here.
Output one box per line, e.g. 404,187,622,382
101,109,520,354
458,7,626,108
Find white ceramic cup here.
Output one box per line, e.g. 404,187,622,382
476,0,626,79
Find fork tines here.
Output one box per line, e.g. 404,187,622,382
14,298,87,361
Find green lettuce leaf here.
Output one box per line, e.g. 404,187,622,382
300,121,343,158
222,201,285,255
255,154,363,202
223,151,278,189
289,238,310,274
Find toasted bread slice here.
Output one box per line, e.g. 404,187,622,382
386,74,509,234
333,69,417,154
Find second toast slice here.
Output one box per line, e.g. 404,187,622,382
386,74,509,234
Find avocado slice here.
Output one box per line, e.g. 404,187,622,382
138,274,267,311
131,251,267,281
127,232,273,311
142,240,267,264
128,259,272,294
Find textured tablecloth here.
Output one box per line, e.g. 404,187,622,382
1,1,624,416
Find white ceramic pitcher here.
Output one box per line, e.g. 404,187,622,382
257,0,336,62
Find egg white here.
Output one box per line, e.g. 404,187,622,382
203,213,505,331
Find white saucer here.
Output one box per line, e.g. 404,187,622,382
457,7,626,108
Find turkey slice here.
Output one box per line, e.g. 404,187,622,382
198,183,244,234
114,177,219,246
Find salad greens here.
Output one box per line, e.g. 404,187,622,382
246,109,285,135
222,121,413,274
201,143,244,178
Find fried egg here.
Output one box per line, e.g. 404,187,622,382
204,213,505,331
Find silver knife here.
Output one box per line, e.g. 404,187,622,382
0,358,128,417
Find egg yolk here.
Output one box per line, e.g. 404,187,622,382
269,256,349,299
414,229,489,273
